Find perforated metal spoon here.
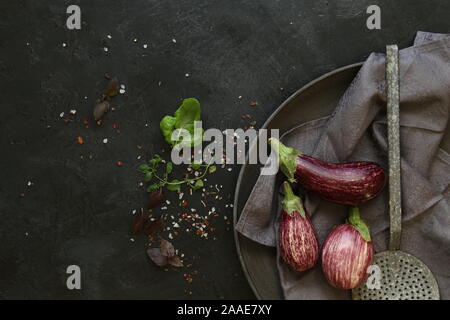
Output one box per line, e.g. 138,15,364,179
352,45,439,300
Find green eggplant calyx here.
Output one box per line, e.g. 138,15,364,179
348,206,372,242
281,181,305,218
269,138,300,183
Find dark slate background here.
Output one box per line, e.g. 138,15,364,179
0,0,448,299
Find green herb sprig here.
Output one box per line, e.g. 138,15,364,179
138,155,217,192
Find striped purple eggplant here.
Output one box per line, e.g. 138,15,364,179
321,207,374,289
279,181,319,272
269,138,385,205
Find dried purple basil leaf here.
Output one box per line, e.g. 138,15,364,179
160,239,175,258
131,211,148,235
93,100,110,121
148,188,164,209
144,216,164,236
168,255,183,267
102,77,119,99
147,248,168,267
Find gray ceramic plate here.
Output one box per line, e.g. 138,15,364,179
232,63,362,299
233,62,450,300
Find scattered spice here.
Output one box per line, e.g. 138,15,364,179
249,101,258,106
117,161,123,167
76,136,84,144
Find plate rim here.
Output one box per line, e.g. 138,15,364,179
232,62,364,300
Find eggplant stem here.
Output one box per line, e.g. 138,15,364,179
281,181,306,218
269,138,300,183
348,206,372,242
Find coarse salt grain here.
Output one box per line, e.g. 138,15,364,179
70,109,77,115
172,38,177,43
103,47,109,52
59,112,65,118
143,44,148,49
103,138,108,144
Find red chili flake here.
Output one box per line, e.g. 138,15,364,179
117,161,123,167
76,136,84,144
83,120,89,125
249,101,258,106
226,220,232,225
149,236,154,241
112,124,118,129
181,200,188,207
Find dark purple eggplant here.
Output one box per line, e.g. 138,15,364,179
279,181,319,272
269,138,385,205
322,206,374,289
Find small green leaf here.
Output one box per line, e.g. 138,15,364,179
149,155,162,166
191,179,204,190
147,183,160,192
166,180,181,191
138,164,150,173
144,172,153,182
208,165,217,174
166,162,173,175
191,162,201,170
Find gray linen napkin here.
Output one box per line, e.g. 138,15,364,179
235,31,450,300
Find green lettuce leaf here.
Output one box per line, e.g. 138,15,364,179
160,98,204,148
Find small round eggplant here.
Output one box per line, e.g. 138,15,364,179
279,182,319,272
269,138,385,205
321,207,374,290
